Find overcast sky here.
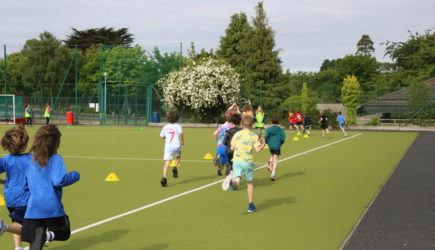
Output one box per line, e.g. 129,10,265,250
1,0,434,71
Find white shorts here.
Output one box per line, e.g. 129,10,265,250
164,146,181,161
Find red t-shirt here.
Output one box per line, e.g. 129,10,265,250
288,113,296,124
295,113,303,122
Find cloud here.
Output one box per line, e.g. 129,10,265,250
0,0,434,71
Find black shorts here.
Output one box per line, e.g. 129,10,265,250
22,215,71,244
7,206,27,224
269,149,281,155
321,123,328,129
296,121,302,125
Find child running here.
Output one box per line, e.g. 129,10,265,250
21,124,80,250
254,106,265,137
160,110,184,187
25,105,33,127
337,112,347,136
213,111,234,176
303,115,313,135
222,115,265,213
319,111,329,137
295,110,303,133
265,117,286,181
0,125,32,250
222,113,242,176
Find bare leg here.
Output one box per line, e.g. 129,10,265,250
232,176,241,188
6,223,21,235
271,154,278,176
13,222,22,248
246,181,254,204
162,160,170,178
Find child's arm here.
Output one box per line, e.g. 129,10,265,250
179,132,184,146
50,156,80,187
213,128,220,142
160,128,165,139
255,138,265,152
281,128,286,144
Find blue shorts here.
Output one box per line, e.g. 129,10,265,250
232,161,254,182
339,123,345,128
7,206,27,224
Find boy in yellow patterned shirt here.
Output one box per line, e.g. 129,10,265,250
222,115,265,213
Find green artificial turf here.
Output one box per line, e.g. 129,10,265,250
0,125,416,249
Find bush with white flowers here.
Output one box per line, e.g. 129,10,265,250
158,58,240,117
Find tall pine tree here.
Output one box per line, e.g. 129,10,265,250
218,2,282,109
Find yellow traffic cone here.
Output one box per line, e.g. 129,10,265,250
203,153,214,160
292,136,300,141
105,172,120,182
303,134,309,138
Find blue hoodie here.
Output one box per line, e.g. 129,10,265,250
265,126,286,151
25,154,80,219
0,154,32,208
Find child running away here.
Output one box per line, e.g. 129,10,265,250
0,125,32,250
160,110,184,187
21,124,80,250
265,117,286,181
337,112,347,136
222,115,265,213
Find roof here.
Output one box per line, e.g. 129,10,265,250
316,103,345,113
362,78,435,106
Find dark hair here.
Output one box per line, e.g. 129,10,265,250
241,114,253,128
31,124,61,167
271,117,280,124
338,111,342,115
167,110,180,123
1,125,29,154
231,113,242,125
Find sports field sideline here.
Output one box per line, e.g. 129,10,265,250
0,125,417,249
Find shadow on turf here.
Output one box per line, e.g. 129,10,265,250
241,196,297,215
48,229,129,249
255,171,305,187
171,173,218,186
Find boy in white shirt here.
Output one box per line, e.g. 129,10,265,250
159,111,184,187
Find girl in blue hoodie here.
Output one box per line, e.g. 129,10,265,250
0,125,32,250
265,117,286,181
21,124,80,250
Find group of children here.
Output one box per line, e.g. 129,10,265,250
158,104,349,213
0,124,80,250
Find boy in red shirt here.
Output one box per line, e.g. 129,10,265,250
295,110,303,133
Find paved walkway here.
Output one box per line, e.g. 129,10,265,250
343,132,435,249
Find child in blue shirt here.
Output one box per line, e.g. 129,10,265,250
21,124,80,250
0,125,32,250
336,112,347,136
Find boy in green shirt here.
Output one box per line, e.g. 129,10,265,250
265,117,286,181
222,115,265,213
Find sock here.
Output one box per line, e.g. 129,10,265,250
46,231,55,241
271,171,276,177
15,248,24,250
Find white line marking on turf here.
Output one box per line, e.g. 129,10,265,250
67,133,362,236
22,133,362,250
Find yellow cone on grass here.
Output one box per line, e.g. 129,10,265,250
203,153,214,160
264,144,269,149
296,132,301,136
105,172,120,182
0,194,5,206
303,134,309,138
292,136,300,141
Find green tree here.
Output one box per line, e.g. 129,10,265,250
20,31,73,97
407,80,431,116
65,27,134,50
301,82,309,114
356,34,375,56
218,2,283,109
341,75,362,124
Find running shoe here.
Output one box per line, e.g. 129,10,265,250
222,174,232,191
247,204,256,213
160,177,168,187
217,170,222,176
0,218,6,236
172,167,178,178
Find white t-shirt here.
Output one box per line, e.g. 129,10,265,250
160,123,182,152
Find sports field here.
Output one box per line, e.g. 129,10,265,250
0,125,416,249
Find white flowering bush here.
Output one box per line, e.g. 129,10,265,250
158,58,240,120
